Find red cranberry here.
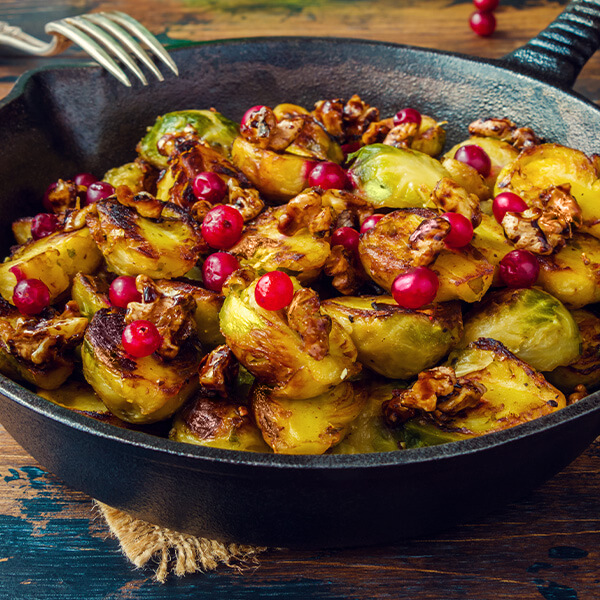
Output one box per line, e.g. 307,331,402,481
331,227,360,253
469,10,497,37
192,172,228,204
341,141,361,156
122,320,163,358
473,0,499,11
202,252,240,293
13,278,50,315
393,108,422,128
31,213,60,240
498,250,539,288
201,205,244,250
308,162,349,190
254,271,295,311
441,212,474,248
493,192,528,223
73,172,98,188
86,181,115,204
43,182,58,212
360,214,384,233
391,267,439,309
454,144,492,177
109,276,142,308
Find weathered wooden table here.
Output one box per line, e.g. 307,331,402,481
0,0,599,598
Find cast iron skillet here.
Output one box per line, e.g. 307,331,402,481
0,1,599,549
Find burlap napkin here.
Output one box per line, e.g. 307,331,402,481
96,502,267,582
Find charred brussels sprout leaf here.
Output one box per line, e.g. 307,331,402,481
82,308,200,423
462,288,581,372
251,382,365,454
349,144,449,208
322,296,462,379
404,339,566,447
138,110,239,169
71,273,111,319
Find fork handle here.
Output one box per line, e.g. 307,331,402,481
0,21,70,56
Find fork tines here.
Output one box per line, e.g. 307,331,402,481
45,11,178,87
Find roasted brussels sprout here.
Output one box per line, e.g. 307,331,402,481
495,143,600,239
403,338,566,447
322,296,462,379
547,309,600,393
411,114,447,157
37,378,110,414
0,227,102,304
82,308,201,423
469,213,515,283
170,389,270,452
103,159,158,195
71,273,111,319
358,209,494,303
220,274,359,400
462,288,581,372
138,109,239,169
229,195,331,283
331,379,404,454
0,300,88,390
86,194,205,279
536,233,600,309
251,381,365,454
349,144,450,208
445,136,519,189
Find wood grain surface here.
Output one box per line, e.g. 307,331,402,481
0,0,599,597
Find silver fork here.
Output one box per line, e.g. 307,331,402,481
0,11,178,87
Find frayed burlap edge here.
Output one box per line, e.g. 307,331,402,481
95,501,267,582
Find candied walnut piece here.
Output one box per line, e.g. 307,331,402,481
408,216,451,267
468,118,542,150
321,189,374,230
502,184,582,255
268,116,305,152
314,94,379,143
431,177,482,227
324,244,367,295
227,180,265,222
240,105,278,148
46,179,82,213
277,189,334,238
383,122,419,148
567,384,588,405
313,98,345,138
286,287,332,360
126,275,197,360
361,118,394,146
115,186,163,219
383,366,486,426
197,344,239,397
0,300,87,365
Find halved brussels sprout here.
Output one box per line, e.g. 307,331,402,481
322,296,462,379
231,137,315,203
103,160,157,195
358,209,494,303
404,338,566,447
410,114,447,157
462,288,581,372
445,136,519,189
138,109,239,169
37,378,109,414
170,389,270,452
71,272,111,319
547,309,600,393
229,204,331,283
0,228,103,304
495,143,600,239
536,233,600,309
82,308,200,423
220,276,359,400
348,144,450,208
331,379,404,454
251,381,365,454
150,278,225,350
87,198,204,279
0,300,88,390
470,213,515,284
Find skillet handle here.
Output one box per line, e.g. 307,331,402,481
500,0,600,89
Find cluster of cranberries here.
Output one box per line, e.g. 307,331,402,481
469,0,499,37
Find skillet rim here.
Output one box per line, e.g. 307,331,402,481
0,35,599,471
